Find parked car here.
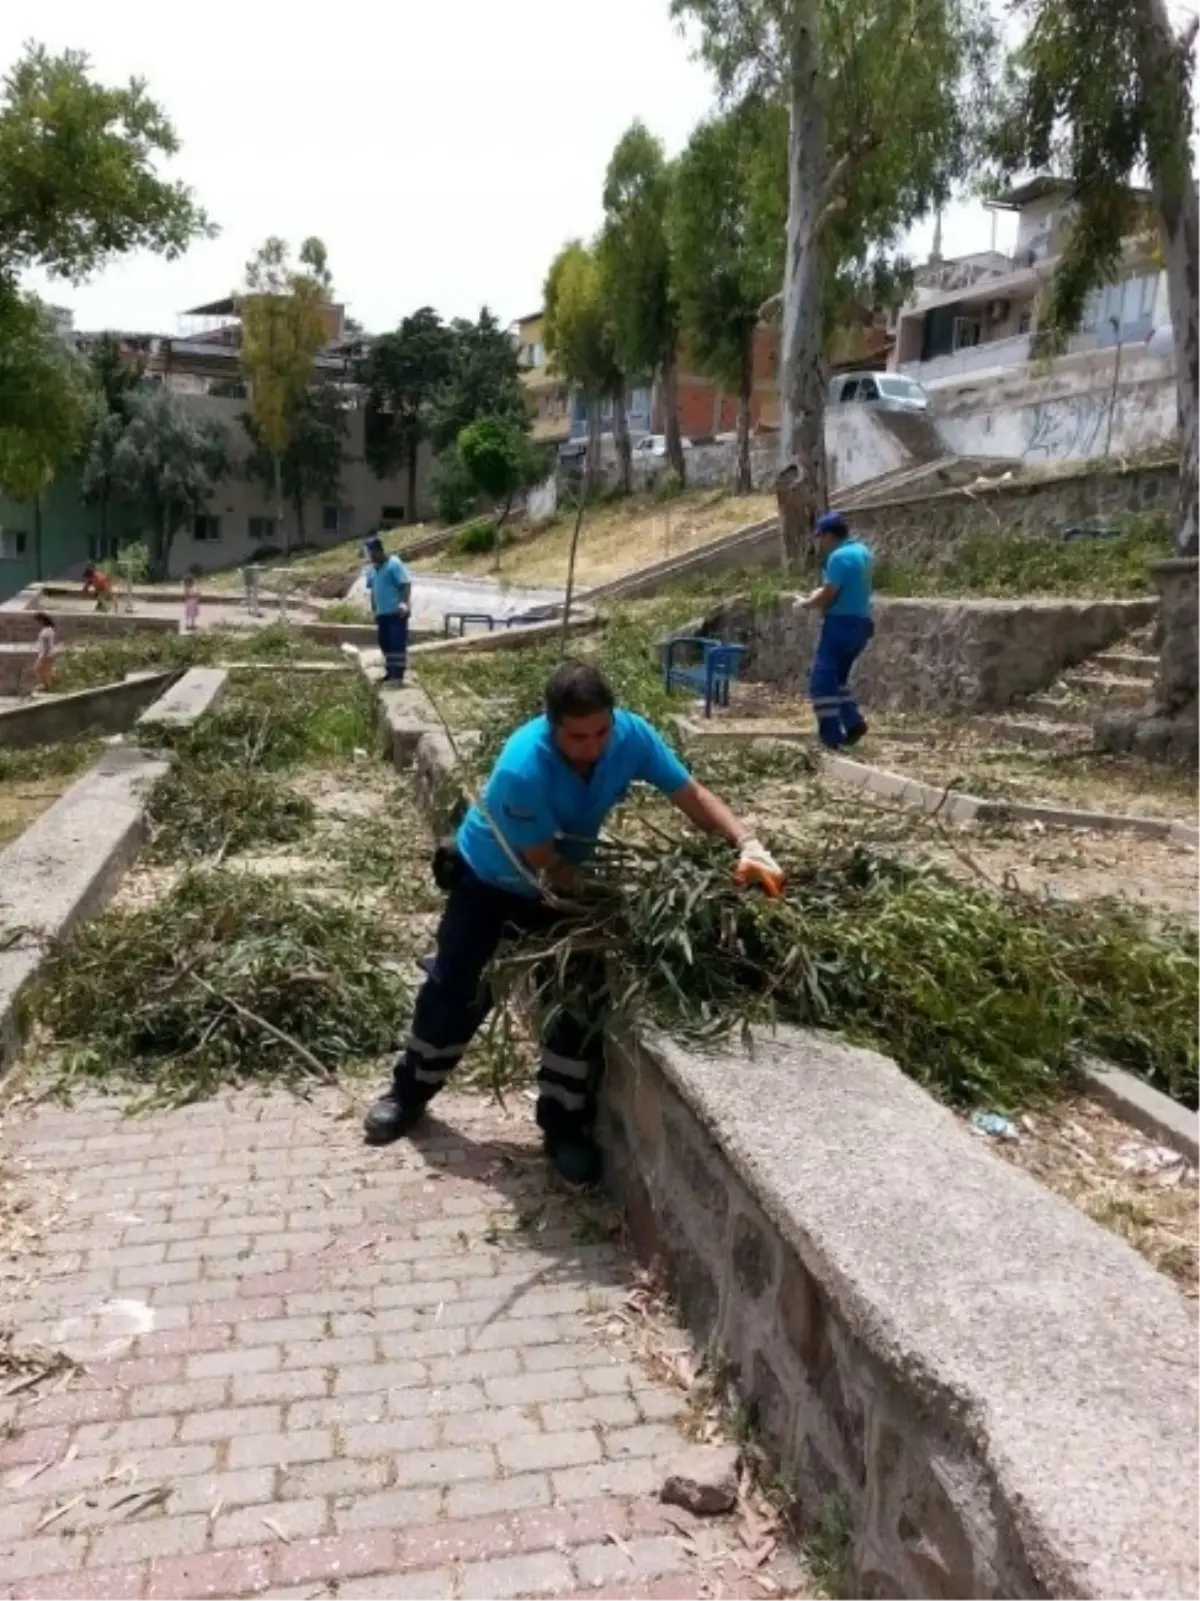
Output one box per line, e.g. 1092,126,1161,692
632,433,695,459
828,372,930,412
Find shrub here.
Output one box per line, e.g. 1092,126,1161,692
452,519,498,555
430,448,478,524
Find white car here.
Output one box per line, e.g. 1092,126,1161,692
632,434,694,459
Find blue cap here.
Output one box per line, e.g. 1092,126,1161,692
814,511,847,535
363,535,384,556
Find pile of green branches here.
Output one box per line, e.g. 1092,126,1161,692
33,870,407,1105
495,835,1198,1112
141,672,376,861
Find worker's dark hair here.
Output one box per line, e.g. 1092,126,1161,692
544,660,615,725
35,611,53,628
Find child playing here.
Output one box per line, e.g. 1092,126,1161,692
33,613,56,694
81,563,116,612
182,573,200,633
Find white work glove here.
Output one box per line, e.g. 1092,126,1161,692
396,603,410,619
734,837,785,897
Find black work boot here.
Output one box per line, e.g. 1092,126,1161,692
544,1133,602,1188
363,1090,425,1146
842,720,869,748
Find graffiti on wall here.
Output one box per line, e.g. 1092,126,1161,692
1023,394,1112,460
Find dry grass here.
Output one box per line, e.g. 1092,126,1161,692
0,776,74,850
978,1097,1198,1292
424,489,775,585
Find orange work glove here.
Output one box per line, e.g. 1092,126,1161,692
733,837,786,898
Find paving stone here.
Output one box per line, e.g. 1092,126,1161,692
0,1088,807,1601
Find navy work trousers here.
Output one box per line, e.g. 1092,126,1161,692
375,611,409,683
393,866,606,1141
809,614,874,749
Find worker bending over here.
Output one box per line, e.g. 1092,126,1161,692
796,511,874,749
364,661,784,1185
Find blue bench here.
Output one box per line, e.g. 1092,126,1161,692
661,636,747,718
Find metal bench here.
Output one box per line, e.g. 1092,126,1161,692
443,611,502,637
660,636,747,718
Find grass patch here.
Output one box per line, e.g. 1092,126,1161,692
495,834,1197,1112
875,514,1171,599
33,870,408,1106
53,624,346,693
140,672,376,861
0,738,102,786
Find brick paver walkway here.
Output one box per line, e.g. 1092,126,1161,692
0,1088,807,1600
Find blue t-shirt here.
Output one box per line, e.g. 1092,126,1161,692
365,555,410,616
457,709,691,896
822,539,873,617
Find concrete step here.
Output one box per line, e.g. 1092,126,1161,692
973,714,1092,752
1023,696,1095,726
1060,671,1149,708
1093,651,1157,682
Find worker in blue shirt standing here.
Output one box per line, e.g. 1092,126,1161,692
363,533,412,683
796,510,874,749
364,660,785,1186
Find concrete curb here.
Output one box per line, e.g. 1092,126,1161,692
0,669,230,1075
0,671,180,750
1081,1058,1198,1164
136,667,229,730
0,746,169,1072
822,752,1194,842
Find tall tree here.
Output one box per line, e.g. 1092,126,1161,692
361,307,456,518
106,387,229,578
0,303,94,578
670,105,779,491
598,121,686,481
79,333,147,547
544,242,624,482
0,41,212,412
243,384,347,548
674,0,996,565
431,308,529,451
239,236,332,559
989,0,1197,556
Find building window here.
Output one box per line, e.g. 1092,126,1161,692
1017,309,1033,336
380,505,405,528
248,516,277,546
322,504,351,534
952,317,982,351
88,533,120,563
0,528,28,561
193,514,222,542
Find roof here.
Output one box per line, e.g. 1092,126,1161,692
987,176,1074,211
898,259,1050,317
182,296,239,316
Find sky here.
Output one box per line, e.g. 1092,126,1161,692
9,0,1020,337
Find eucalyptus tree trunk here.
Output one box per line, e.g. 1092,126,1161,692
586,399,602,479
734,335,754,494
612,385,632,494
661,351,686,482
272,450,289,558
776,0,830,569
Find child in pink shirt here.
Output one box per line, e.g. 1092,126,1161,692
182,574,200,633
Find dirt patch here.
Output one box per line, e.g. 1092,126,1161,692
425,489,776,586
971,1097,1197,1293
0,776,77,849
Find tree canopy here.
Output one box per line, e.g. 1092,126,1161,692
238,236,333,556
430,308,528,452
544,242,622,476
598,121,685,478
673,0,997,561
105,387,230,578
243,385,346,549
361,307,456,518
669,103,779,490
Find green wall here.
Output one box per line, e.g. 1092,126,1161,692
0,469,144,603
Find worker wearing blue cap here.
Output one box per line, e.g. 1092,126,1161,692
363,533,412,683
796,511,874,748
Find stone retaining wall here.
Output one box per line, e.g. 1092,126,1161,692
695,592,1157,713
0,609,179,644
0,671,179,750
1097,557,1198,764
599,1026,1198,1600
